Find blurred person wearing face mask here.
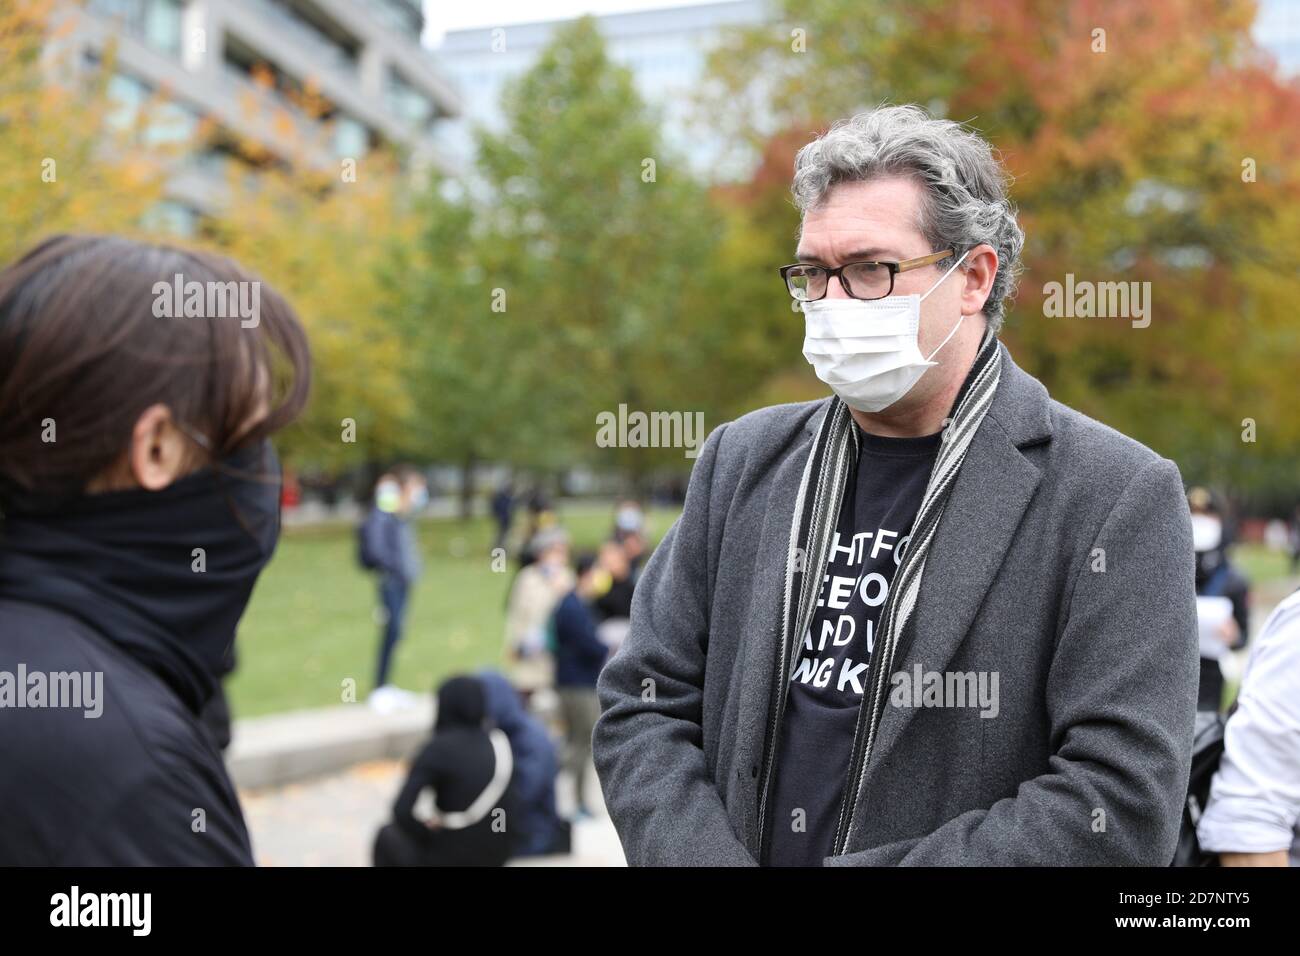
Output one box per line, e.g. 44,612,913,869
597,501,647,633
594,105,1199,867
613,498,644,538
503,527,573,696
552,551,614,819
359,465,427,714
0,235,310,865
1188,487,1251,712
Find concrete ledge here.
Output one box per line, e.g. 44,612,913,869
226,697,435,790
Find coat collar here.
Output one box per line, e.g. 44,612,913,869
802,339,1053,450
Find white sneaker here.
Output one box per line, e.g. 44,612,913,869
368,685,403,715
391,687,422,708
369,684,419,714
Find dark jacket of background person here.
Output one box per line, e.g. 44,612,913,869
1195,543,1250,645
479,670,564,856
374,676,517,866
594,576,635,622
1194,532,1251,711
552,590,609,688
593,342,1200,866
360,506,422,584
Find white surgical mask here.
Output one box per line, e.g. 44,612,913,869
800,250,970,412
1190,514,1222,553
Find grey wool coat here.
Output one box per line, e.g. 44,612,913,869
592,340,1199,866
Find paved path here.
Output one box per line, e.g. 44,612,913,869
239,758,626,867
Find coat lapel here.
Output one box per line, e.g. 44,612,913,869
732,399,828,851
860,343,1052,786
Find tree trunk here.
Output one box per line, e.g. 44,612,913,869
459,454,477,522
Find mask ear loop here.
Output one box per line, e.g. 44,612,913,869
919,250,971,362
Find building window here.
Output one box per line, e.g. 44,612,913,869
364,0,423,37
88,0,184,56
106,71,198,145
142,200,201,237
333,115,371,158
385,66,435,129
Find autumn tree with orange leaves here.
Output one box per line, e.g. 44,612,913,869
707,0,1300,502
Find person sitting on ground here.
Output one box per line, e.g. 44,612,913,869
479,669,569,856
373,675,518,867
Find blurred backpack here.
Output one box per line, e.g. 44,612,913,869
1171,708,1234,866
357,510,381,571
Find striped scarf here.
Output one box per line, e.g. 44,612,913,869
777,329,1003,832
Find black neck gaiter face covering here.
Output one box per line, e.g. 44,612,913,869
0,440,282,714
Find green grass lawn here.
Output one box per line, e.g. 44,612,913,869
228,509,1297,719
227,503,680,718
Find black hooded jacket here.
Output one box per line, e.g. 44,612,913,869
388,676,518,865
0,597,254,865
0,449,280,866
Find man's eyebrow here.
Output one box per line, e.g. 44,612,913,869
793,247,899,265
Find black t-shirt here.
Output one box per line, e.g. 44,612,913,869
766,425,942,866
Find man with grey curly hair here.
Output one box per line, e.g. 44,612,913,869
594,105,1198,867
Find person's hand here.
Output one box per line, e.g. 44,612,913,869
1216,616,1240,647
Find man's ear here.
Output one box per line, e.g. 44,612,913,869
960,243,999,316
129,404,190,491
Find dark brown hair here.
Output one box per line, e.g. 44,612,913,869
0,234,311,498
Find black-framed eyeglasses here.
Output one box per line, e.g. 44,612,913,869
778,249,955,302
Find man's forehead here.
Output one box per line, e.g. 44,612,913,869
796,177,926,260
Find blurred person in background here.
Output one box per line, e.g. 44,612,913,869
592,500,648,652
595,541,634,624
613,497,644,539
491,480,516,552
1188,487,1251,712
1289,504,1300,574
552,551,614,819
358,465,427,713
612,498,649,586
517,485,556,567
1197,587,1300,866
593,538,635,652
0,234,310,864
373,675,518,867
503,526,572,696
479,669,569,856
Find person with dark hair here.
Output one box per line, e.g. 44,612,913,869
373,675,518,867
0,234,311,865
358,465,427,713
552,551,613,818
479,670,568,856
